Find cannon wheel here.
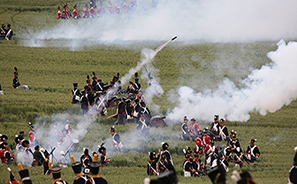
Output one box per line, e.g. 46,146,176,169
150,117,166,128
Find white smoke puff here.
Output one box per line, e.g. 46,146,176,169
167,40,297,122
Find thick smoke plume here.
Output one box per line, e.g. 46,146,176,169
167,40,297,123
25,0,297,49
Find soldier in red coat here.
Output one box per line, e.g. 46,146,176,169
57,7,62,19
83,4,89,18
202,129,211,147
73,5,80,19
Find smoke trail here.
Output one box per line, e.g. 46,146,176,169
167,40,297,123
24,0,297,49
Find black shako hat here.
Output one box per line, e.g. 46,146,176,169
90,162,100,175
51,166,61,179
71,162,82,174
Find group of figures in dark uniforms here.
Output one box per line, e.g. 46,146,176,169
5,153,108,184
0,23,14,40
57,0,158,19
180,115,261,178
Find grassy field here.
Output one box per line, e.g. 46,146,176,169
1,1,297,184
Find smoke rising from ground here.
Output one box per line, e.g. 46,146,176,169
167,40,297,123
26,0,297,48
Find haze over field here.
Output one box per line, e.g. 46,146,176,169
28,0,297,48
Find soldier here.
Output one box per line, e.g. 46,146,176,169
136,115,149,136
195,132,203,153
28,123,37,146
97,2,104,17
110,126,123,152
158,153,168,174
80,89,89,115
51,166,69,184
161,142,173,166
125,99,134,123
15,131,24,144
58,151,67,168
210,115,220,138
71,83,81,104
0,142,13,164
18,164,33,184
57,7,62,19
246,139,260,163
204,139,218,167
12,67,21,89
202,129,211,147
288,147,297,184
192,150,205,177
0,134,8,149
147,149,161,176
7,168,20,184
189,118,199,139
114,98,126,125
98,143,109,167
126,81,136,94
134,72,141,93
86,162,108,184
181,116,190,141
90,6,95,18
232,150,250,169
218,118,228,141
133,99,141,122
62,5,68,19
33,145,44,166
72,5,79,19
83,4,89,18
5,24,13,40
228,134,241,154
71,156,90,184
80,148,92,174
84,76,95,106
183,147,195,177
1,24,7,37
139,101,151,124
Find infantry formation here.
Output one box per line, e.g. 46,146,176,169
57,0,158,19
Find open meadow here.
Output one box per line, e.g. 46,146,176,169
1,0,297,184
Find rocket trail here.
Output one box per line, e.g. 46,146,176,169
154,35,178,54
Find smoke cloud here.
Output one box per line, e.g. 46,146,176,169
167,40,297,123
25,0,297,49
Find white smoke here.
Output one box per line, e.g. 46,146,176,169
24,0,297,49
167,40,297,123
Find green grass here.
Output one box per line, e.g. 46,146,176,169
0,1,296,184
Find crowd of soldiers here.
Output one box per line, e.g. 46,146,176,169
5,157,108,184
179,115,261,178
57,0,158,19
0,23,14,40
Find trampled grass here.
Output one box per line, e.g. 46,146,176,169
1,1,297,184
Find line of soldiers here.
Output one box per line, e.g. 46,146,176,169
57,0,158,19
0,24,14,40
6,156,108,184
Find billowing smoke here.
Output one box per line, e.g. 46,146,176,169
167,40,297,123
25,0,297,49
